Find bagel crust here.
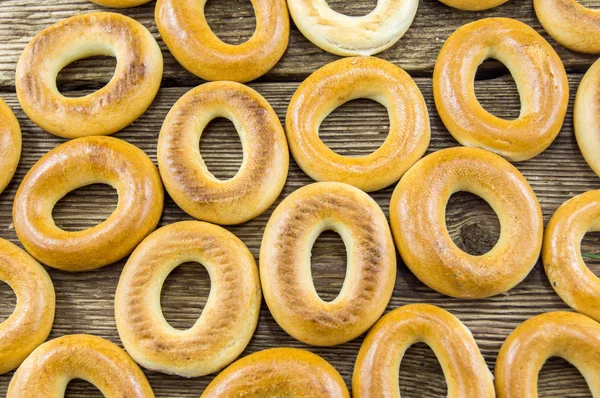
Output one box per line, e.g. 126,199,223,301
16,12,163,138
155,0,289,82
13,136,164,271
201,348,349,397
495,312,600,397
260,182,396,346
115,221,261,377
7,334,154,397
437,0,509,10
543,190,600,322
286,57,430,192
0,238,55,375
353,304,494,397
0,99,21,194
158,82,289,225
434,18,569,161
390,147,543,298
89,0,151,7
575,58,600,178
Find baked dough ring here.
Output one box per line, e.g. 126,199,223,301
0,99,21,194
0,238,55,375
353,304,494,398
543,190,600,322
115,221,261,377
13,136,164,271
158,82,288,225
433,18,569,162
437,0,508,10
7,334,155,397
201,348,349,397
534,0,600,54
575,59,600,178
16,12,163,138
155,0,289,82
89,0,151,7
260,182,396,346
390,147,543,298
287,0,418,56
286,57,430,192
495,311,600,397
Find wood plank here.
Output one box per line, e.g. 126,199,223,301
1,75,599,396
0,0,599,89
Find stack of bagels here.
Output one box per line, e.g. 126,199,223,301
2,0,600,397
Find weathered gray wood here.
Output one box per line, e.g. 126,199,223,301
0,0,599,89
0,74,598,396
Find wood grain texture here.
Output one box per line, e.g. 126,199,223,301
0,72,599,396
0,0,599,90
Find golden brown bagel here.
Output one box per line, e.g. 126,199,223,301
353,304,494,398
433,18,569,162
390,147,543,298
0,99,21,194
7,334,155,397
89,0,151,7
287,0,418,56
115,221,261,377
13,136,164,271
495,311,600,397
437,0,508,10
16,12,163,139
575,59,600,178
155,0,289,82
286,57,430,192
543,190,600,322
157,82,289,225
534,0,600,54
0,238,55,375
260,182,396,346
201,348,349,397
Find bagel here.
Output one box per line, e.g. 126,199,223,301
495,311,600,397
286,57,430,192
155,0,289,82
287,0,418,56
390,147,543,298
201,348,349,397
16,12,163,139
260,182,396,346
157,82,288,225
433,18,569,162
0,99,21,194
13,136,164,271
89,0,151,7
0,238,55,375
575,58,600,178
353,304,494,397
543,190,600,322
534,0,600,54
7,334,154,397
115,221,261,377
437,0,509,10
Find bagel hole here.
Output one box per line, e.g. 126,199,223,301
200,117,244,180
160,262,210,330
577,0,600,9
319,99,388,157
0,281,16,323
581,231,600,277
204,0,256,45
474,60,521,120
311,230,347,302
64,379,103,397
538,357,591,397
445,192,500,255
326,0,378,16
56,56,117,96
52,184,118,232
399,343,448,397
